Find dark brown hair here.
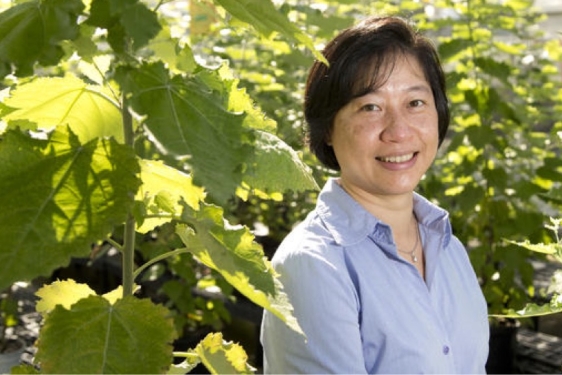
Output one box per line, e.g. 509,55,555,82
304,16,449,170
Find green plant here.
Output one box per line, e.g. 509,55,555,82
413,0,562,316
198,0,562,319
0,286,18,353
0,0,323,373
219,0,562,318
499,217,562,318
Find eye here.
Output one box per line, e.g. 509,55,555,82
360,103,381,112
409,99,425,108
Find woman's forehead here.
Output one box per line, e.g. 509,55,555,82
350,52,427,97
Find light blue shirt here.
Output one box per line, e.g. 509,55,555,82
261,178,489,374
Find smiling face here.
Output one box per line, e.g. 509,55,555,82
329,53,439,202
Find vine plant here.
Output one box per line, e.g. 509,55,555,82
0,0,322,373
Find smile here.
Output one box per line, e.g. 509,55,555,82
376,153,416,163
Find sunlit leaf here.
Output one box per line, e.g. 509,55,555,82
1,75,123,143
213,0,327,64
507,239,558,255
136,159,206,233
190,332,255,374
36,295,176,374
116,61,253,203
35,280,135,316
493,294,562,318
168,356,200,375
36,279,96,315
177,204,303,336
207,64,277,132
0,127,140,291
0,0,84,77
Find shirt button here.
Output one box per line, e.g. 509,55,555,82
443,345,450,355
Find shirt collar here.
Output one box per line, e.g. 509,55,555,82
315,178,452,247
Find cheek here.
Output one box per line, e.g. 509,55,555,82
333,123,377,155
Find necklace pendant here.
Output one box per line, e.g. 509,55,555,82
412,253,418,263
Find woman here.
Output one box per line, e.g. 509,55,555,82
260,16,489,373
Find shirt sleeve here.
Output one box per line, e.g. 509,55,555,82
260,239,367,374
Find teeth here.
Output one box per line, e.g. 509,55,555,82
378,153,414,163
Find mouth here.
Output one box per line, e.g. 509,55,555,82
376,152,417,163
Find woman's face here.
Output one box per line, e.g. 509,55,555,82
330,54,439,200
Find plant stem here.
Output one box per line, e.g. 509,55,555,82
122,94,136,297
133,247,190,281
122,216,136,297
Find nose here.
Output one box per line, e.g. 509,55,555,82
380,108,413,142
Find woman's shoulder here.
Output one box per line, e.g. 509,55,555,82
272,210,345,266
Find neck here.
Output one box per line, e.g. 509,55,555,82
337,179,415,233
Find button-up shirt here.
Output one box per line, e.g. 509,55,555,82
261,178,489,374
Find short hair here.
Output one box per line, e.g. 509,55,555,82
304,16,450,171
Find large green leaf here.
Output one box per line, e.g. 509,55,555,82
199,64,277,133
0,127,140,291
177,203,303,336
86,0,161,53
244,130,319,195
36,295,176,374
0,0,84,77
116,62,253,202
213,0,327,65
1,75,123,143
135,159,206,233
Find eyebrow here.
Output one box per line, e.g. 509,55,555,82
357,83,432,98
403,84,432,94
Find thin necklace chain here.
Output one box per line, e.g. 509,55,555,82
397,220,420,263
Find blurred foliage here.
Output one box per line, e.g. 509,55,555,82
192,0,562,316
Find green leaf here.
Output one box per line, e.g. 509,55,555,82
36,295,176,374
206,65,277,133
0,127,140,291
493,294,562,318
177,204,303,336
0,0,84,77
474,57,512,85
213,0,327,65
437,38,472,61
191,332,255,374
508,238,562,263
168,356,201,375
9,364,40,374
87,0,161,53
35,279,130,315
116,62,253,203
1,75,123,143
507,239,559,255
36,279,96,315
244,130,319,194
136,159,206,233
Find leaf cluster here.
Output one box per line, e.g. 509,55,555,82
0,0,323,373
